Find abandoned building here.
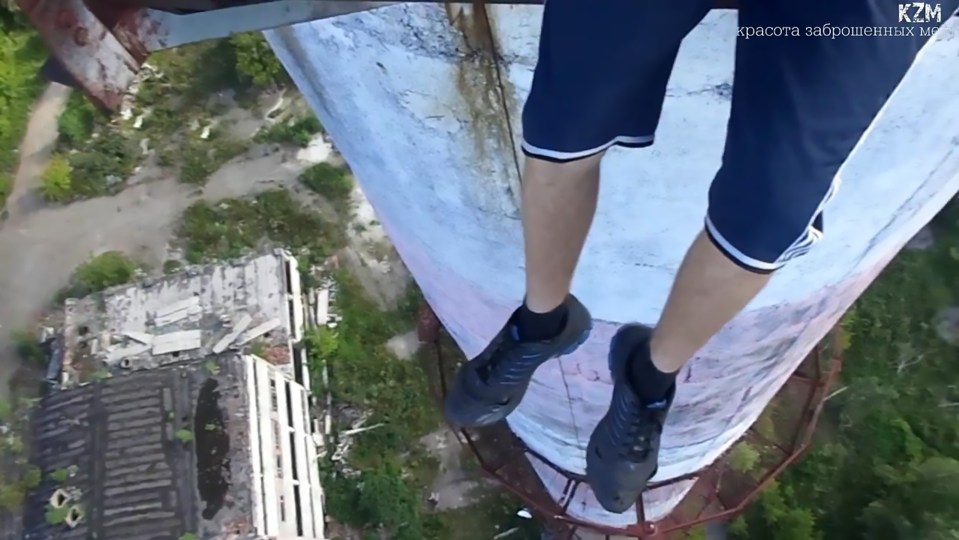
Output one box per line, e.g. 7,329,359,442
54,250,308,389
14,250,327,539
22,353,326,539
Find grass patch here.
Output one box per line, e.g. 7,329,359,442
254,115,323,147
165,129,249,185
0,24,46,210
175,188,345,264
299,162,353,207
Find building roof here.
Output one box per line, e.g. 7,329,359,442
22,354,257,540
58,250,299,387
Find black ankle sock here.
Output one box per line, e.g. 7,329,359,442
515,300,568,342
627,340,677,404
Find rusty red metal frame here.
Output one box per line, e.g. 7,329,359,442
16,0,741,112
417,303,844,539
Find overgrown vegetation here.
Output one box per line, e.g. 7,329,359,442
311,275,541,539
12,329,45,367
57,251,139,301
57,90,98,148
160,129,249,185
0,18,289,208
39,32,287,196
45,85,143,202
299,162,353,206
254,115,322,147
229,32,287,88
309,274,435,463
175,188,345,264
736,200,959,539
0,12,46,211
0,398,41,515
137,32,286,135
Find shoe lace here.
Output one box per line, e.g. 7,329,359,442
477,331,516,383
620,405,664,461
477,326,534,385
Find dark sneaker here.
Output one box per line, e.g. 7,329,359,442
443,295,592,428
586,324,675,514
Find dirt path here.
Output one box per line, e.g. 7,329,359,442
4,83,71,221
0,146,314,399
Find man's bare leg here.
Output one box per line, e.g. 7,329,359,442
443,155,600,427
651,230,770,373
522,154,603,313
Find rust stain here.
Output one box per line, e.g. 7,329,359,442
446,1,522,206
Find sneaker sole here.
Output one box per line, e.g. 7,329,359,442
444,324,593,428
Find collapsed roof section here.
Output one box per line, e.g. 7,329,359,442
55,249,307,388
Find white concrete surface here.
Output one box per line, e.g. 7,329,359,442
266,6,959,527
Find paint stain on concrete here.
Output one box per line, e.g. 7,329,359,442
446,1,522,217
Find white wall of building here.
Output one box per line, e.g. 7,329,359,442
245,354,326,538
267,7,959,527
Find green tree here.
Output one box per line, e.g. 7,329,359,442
860,457,959,539
229,32,285,88
40,153,73,202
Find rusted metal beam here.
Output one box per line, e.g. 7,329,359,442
16,0,741,111
16,0,142,111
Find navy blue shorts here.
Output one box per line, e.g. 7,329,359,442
522,0,954,272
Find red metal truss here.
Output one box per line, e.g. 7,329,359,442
417,303,844,539
17,0,741,112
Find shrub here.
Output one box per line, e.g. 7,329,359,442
58,251,139,300
163,260,183,274
178,135,248,185
254,116,323,147
299,162,353,205
40,153,73,202
12,330,45,366
58,91,97,147
67,129,138,198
